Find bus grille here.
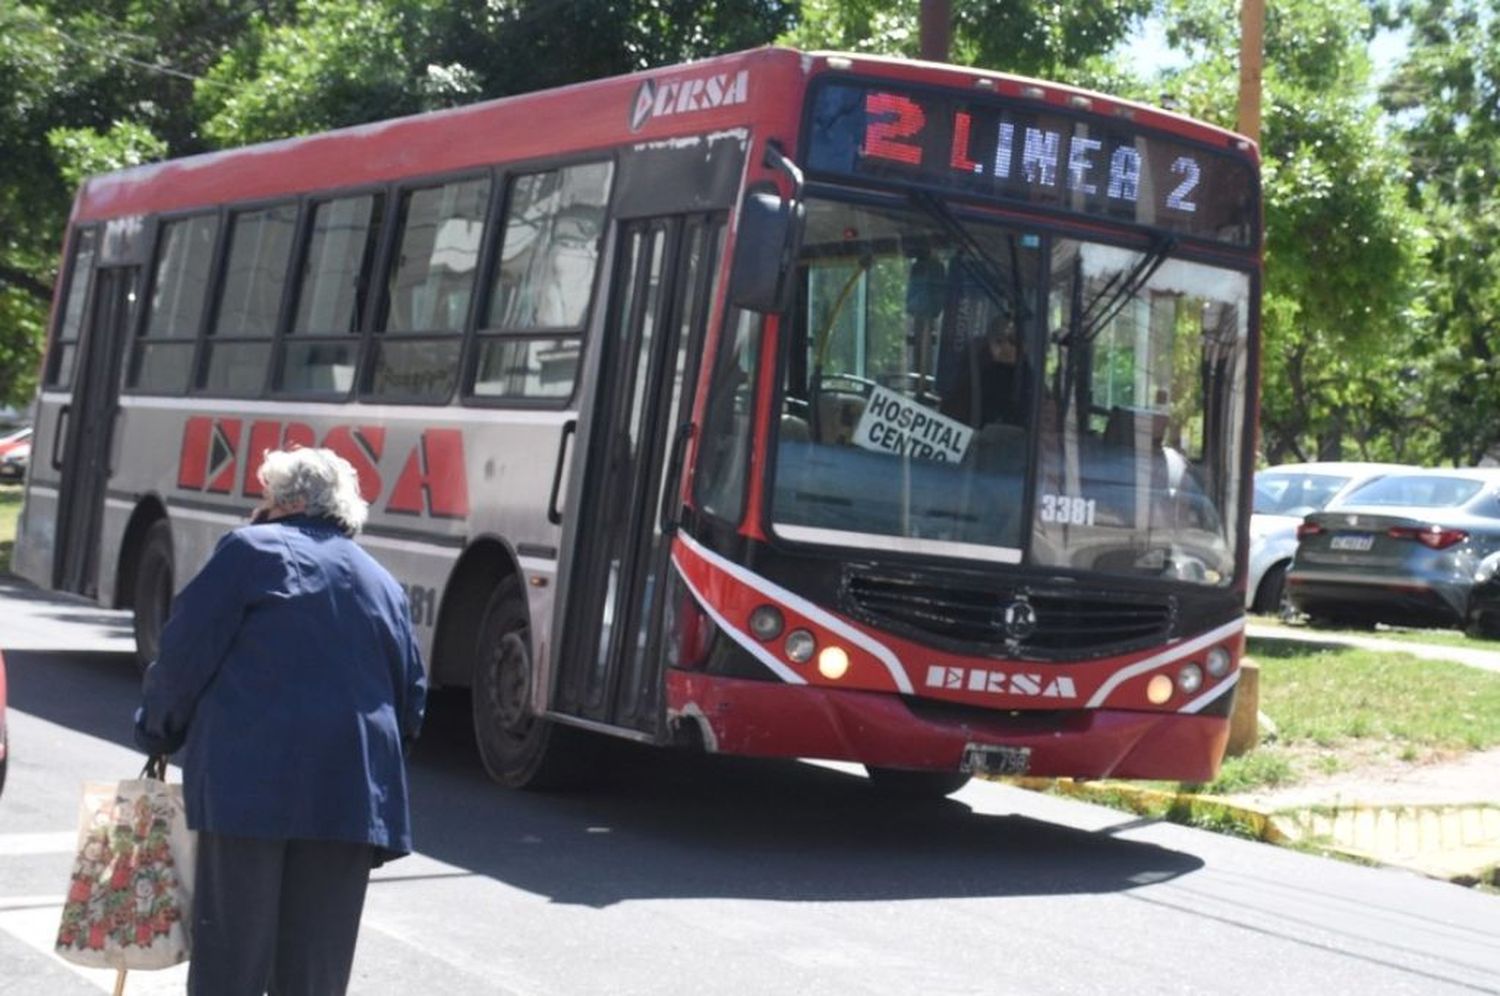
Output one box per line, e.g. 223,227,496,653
842,571,1175,659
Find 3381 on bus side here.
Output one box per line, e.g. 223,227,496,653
14,47,1259,798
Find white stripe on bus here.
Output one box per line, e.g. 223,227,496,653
1085,618,1244,708
1179,668,1240,714
168,505,244,525
111,394,575,426
669,551,807,685
772,523,1023,565
675,531,914,694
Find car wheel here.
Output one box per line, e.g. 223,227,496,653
132,521,174,674
1252,562,1289,616
471,577,593,789
1465,607,1500,640
864,766,970,800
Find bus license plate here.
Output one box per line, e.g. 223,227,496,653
961,743,1032,776
1330,533,1375,552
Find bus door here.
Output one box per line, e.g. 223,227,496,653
54,262,141,596
550,213,725,738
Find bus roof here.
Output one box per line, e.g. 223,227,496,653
71,46,1255,224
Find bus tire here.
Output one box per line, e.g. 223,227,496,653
864,766,970,800
471,578,589,789
132,520,173,673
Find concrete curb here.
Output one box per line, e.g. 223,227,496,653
1001,777,1500,887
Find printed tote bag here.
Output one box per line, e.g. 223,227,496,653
55,762,196,971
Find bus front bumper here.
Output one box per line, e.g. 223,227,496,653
667,672,1230,783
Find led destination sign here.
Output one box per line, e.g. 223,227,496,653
805,82,1257,247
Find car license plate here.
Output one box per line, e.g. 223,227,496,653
961,743,1031,776
1330,533,1375,552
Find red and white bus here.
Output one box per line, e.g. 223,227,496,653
15,47,1259,794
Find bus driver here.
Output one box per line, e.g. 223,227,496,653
941,309,1025,428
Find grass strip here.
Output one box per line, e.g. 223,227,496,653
0,483,20,573
1199,639,1500,794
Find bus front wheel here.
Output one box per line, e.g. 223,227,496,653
132,520,173,673
471,578,589,789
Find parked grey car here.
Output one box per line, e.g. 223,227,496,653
1287,468,1500,629
1247,462,1412,614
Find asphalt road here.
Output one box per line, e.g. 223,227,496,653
2,579,1498,995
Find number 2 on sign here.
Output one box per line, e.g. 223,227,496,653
1039,493,1096,526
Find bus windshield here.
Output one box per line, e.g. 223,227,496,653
770,196,1248,585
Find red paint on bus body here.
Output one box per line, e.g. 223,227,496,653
665,671,1230,782
670,533,1242,715
176,417,467,518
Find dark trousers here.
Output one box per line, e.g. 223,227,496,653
189,833,375,996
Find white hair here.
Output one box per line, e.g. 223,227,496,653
256,448,369,536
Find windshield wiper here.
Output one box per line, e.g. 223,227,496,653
1072,232,1178,345
907,191,1026,321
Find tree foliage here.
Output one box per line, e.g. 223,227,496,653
196,0,797,145
1383,0,1500,465
0,1,301,407
783,0,1152,79
0,0,1493,471
0,0,793,409
1131,0,1431,464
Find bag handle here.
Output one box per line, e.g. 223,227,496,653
140,755,168,781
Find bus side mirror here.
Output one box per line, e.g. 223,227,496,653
728,191,804,314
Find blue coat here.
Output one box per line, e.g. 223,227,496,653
135,515,427,861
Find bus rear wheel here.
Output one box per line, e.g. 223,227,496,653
471,578,589,789
864,766,970,800
132,520,173,673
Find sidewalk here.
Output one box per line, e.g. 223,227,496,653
1011,625,1500,888
1245,621,1500,674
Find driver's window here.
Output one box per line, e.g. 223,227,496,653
784,201,1038,451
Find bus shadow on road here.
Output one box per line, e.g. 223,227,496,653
402,690,1205,907
4,660,1205,907
2,649,142,750
0,576,136,639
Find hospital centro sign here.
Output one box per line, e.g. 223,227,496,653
853,385,974,462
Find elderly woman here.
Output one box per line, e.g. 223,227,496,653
135,447,426,996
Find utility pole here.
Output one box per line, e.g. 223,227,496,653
1237,0,1265,143
919,0,952,63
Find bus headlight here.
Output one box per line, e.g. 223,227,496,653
817,646,850,680
785,629,816,664
749,605,784,641
1205,646,1231,678
1177,663,1204,695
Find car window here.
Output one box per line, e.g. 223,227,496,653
1341,474,1483,508
1253,472,1351,515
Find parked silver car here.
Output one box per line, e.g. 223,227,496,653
1287,467,1500,628
1247,462,1411,614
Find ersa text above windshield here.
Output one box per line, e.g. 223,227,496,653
805,81,1258,248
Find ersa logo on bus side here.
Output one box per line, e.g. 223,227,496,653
629,68,749,131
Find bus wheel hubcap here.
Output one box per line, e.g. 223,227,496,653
491,631,532,734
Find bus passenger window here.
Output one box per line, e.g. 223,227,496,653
472,162,613,401
201,203,296,397
129,214,218,394
44,228,98,390
279,193,384,395
370,176,491,400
